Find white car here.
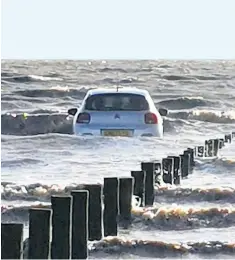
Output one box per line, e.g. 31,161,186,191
68,87,167,137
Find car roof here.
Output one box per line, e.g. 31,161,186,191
87,87,149,97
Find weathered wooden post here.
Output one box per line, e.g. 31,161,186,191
168,156,181,184
1,223,23,259
225,134,232,143
141,162,155,206
71,190,88,259
131,170,146,206
180,152,189,178
119,177,134,224
232,132,235,139
187,148,195,167
51,196,72,259
219,138,224,149
80,184,103,241
103,177,119,237
162,157,173,184
153,160,162,185
195,145,204,157
213,139,219,156
183,150,193,174
205,139,214,157
28,208,51,259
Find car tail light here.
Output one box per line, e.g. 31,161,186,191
76,113,90,124
145,112,158,124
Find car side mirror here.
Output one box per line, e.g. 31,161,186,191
158,108,168,117
68,108,78,116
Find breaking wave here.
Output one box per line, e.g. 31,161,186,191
2,182,235,203
132,205,235,230
1,73,63,83
169,109,235,124
19,237,235,259
156,96,215,110
1,113,179,136
2,199,235,230
12,86,87,99
161,74,223,81
1,109,234,136
90,238,235,257
154,187,235,203
1,113,73,135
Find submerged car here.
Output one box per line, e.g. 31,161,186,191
68,87,167,137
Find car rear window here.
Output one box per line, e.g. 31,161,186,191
85,93,149,111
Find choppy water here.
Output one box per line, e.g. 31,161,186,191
1,60,235,259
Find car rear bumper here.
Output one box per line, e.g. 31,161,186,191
73,124,163,137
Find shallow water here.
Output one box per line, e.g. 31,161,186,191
1,60,235,259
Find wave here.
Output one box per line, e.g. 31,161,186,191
1,73,63,83
98,67,128,73
12,86,87,99
195,158,235,174
2,182,234,203
154,187,235,203
17,237,235,259
162,74,224,81
1,113,177,136
1,109,233,137
101,77,142,84
169,109,235,124
162,75,196,81
156,97,215,110
1,158,45,168
3,202,235,231
91,238,235,257
1,95,49,103
132,205,235,230
1,113,73,135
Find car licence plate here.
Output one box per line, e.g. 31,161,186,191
102,129,132,137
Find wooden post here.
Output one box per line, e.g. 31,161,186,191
131,170,146,206
28,208,51,259
119,177,134,223
225,134,232,143
168,156,180,185
51,196,72,259
162,158,173,184
71,190,88,259
196,145,204,157
153,160,162,185
187,148,195,167
232,132,235,139
219,138,224,149
80,184,103,241
183,150,193,174
213,139,219,156
1,223,23,259
180,153,189,178
141,162,155,206
103,177,119,237
205,139,214,157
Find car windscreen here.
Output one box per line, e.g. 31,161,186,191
85,93,149,111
